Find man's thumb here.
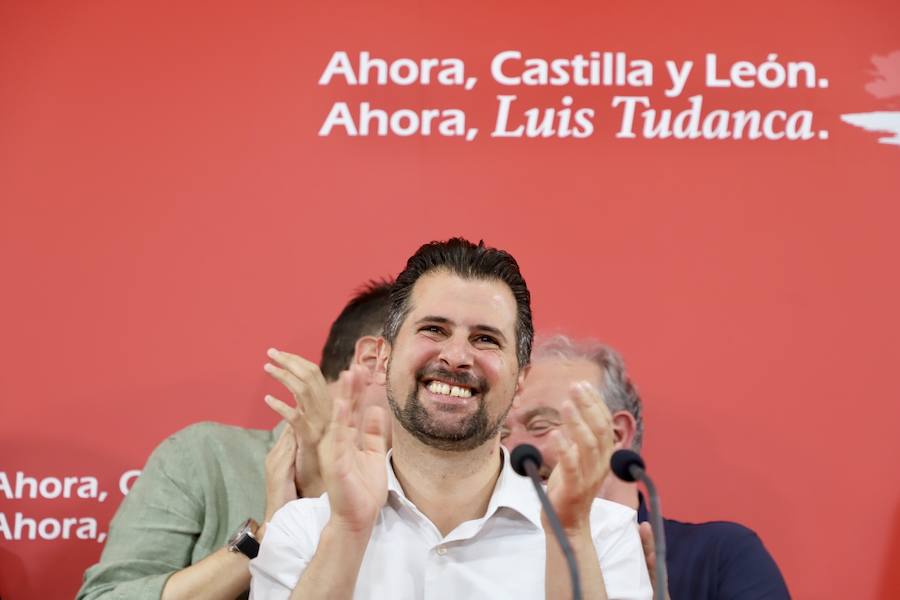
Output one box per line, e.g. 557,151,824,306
639,521,656,570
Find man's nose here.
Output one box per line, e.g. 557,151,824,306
438,334,474,370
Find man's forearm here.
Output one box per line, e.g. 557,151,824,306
161,547,251,600
290,521,372,600
545,526,608,600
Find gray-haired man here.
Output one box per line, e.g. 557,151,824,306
502,335,790,600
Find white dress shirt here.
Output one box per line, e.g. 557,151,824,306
250,448,652,600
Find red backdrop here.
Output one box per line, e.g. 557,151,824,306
2,1,899,598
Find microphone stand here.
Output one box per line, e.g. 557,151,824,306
631,465,667,600
521,459,583,600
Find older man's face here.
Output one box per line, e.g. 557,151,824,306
502,357,603,478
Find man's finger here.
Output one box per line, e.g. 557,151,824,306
265,395,304,425
266,425,297,467
560,397,601,479
275,422,294,444
267,348,322,381
323,399,356,476
283,425,297,452
359,406,387,455
570,382,614,446
329,398,355,446
267,430,290,459
347,364,368,412
336,369,355,410
264,363,311,399
570,382,614,484
335,368,355,407
551,427,580,480
639,521,656,573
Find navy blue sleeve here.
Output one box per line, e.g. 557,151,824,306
716,524,790,600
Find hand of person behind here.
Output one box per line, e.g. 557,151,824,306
263,348,332,497
263,425,299,526
639,521,672,600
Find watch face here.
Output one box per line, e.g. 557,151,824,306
227,518,261,559
228,518,254,548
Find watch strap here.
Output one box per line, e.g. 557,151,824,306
233,531,260,559
228,518,261,559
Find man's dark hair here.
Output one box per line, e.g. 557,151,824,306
384,238,533,367
320,279,394,381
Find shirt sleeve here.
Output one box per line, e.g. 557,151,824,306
716,526,791,600
593,507,654,600
76,430,206,600
249,500,324,600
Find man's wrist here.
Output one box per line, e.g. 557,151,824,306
226,518,262,559
542,514,591,541
298,476,325,498
298,445,324,496
301,441,321,463
541,517,593,545
562,526,594,547
256,521,267,541
323,517,375,541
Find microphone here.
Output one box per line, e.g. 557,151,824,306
610,448,645,482
510,443,543,476
610,449,668,600
511,444,582,600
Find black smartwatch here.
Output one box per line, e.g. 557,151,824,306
227,518,261,559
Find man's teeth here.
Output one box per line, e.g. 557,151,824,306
426,381,473,398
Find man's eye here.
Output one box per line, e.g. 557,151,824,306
474,335,500,347
527,421,559,436
420,326,445,335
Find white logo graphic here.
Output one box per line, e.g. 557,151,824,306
841,50,900,146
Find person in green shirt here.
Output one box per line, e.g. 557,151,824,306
76,279,393,600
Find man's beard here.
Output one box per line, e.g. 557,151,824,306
386,361,509,452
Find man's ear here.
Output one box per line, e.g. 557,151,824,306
610,410,637,451
353,336,380,375
514,363,531,399
373,337,390,385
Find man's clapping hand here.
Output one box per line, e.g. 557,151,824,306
545,381,615,532
317,371,389,534
263,348,332,497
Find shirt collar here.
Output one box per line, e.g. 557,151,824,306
384,446,544,530
488,446,544,529
385,448,404,497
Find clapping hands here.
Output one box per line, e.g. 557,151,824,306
545,382,615,532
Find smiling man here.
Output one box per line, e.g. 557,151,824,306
503,335,790,600
250,238,651,600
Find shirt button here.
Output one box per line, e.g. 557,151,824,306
436,546,447,556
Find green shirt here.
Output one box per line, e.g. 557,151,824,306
76,421,280,600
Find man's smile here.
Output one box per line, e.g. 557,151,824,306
424,379,474,398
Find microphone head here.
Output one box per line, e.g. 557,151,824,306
510,444,543,477
610,449,645,482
